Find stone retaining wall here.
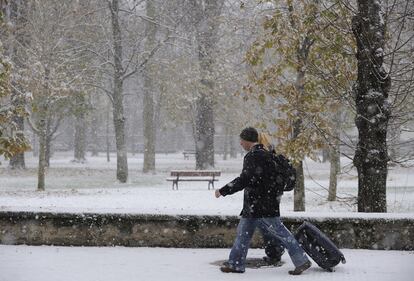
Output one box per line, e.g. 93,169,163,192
0,211,412,250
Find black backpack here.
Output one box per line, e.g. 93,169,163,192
269,151,297,192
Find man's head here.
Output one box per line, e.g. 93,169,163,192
239,127,258,151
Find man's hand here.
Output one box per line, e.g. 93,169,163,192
215,189,221,198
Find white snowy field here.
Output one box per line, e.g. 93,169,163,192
0,152,414,214
0,153,413,281
0,151,413,217
0,245,413,281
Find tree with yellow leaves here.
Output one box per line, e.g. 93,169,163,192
0,12,30,160
246,0,356,211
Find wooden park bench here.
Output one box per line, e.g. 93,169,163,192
183,150,196,160
166,170,221,190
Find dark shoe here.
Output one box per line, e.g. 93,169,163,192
220,264,244,273
288,260,311,275
262,256,282,266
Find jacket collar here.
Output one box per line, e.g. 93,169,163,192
250,143,264,151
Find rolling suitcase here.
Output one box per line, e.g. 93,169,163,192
295,221,346,272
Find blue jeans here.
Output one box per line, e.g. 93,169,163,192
259,226,285,259
260,196,285,259
227,217,309,272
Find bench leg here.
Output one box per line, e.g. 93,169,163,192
172,181,178,190
208,181,214,190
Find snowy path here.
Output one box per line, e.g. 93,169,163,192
0,245,412,281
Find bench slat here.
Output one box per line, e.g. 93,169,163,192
170,170,221,177
166,178,219,181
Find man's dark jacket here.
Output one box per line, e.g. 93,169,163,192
219,144,280,218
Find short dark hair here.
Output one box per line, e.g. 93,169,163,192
240,127,258,142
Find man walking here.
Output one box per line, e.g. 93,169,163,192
215,127,311,275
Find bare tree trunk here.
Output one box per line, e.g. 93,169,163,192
142,85,155,172
142,0,156,173
45,119,51,167
37,120,46,191
193,0,221,170
328,110,341,201
321,148,329,163
293,67,307,211
74,113,86,162
352,0,390,212
32,130,38,157
388,123,400,162
223,125,229,160
195,95,215,169
293,160,305,212
293,120,305,211
28,114,48,191
112,84,128,182
73,92,87,162
287,2,313,212
106,103,111,162
109,0,128,182
90,114,99,156
328,144,340,201
142,96,155,172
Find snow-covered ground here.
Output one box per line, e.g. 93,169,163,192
1,153,413,281
0,152,413,216
0,245,413,281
